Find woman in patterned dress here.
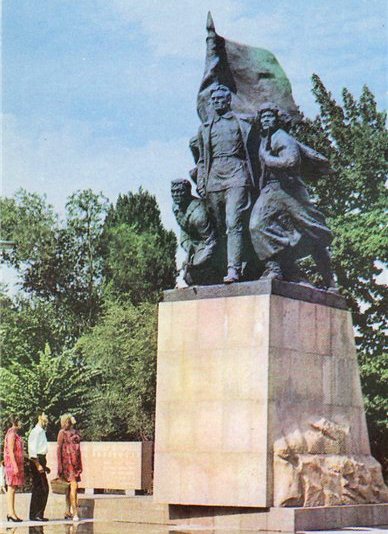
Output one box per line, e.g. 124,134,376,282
4,415,24,522
57,414,82,521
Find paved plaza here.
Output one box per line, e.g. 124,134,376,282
0,518,387,534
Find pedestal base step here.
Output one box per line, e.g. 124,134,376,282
3,494,386,531
169,503,388,531
82,497,387,532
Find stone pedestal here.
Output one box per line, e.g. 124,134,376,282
153,280,387,510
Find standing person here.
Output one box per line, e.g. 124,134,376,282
249,102,337,290
28,412,50,522
4,415,24,522
196,84,256,283
57,414,82,522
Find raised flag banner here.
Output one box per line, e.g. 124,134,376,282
197,13,299,123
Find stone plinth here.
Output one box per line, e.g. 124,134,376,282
153,280,387,508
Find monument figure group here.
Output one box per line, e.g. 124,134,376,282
158,14,388,527
172,13,338,291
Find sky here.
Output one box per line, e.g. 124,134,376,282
3,0,387,238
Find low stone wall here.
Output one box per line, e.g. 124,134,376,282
46,441,153,491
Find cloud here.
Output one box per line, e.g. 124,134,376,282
107,0,243,59
3,114,193,232
100,0,386,113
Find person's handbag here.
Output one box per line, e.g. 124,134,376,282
51,477,70,494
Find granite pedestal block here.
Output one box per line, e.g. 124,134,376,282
153,280,387,511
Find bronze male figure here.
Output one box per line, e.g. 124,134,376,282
196,84,255,283
171,179,219,286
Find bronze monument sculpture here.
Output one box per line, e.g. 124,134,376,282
250,102,337,291
158,13,388,528
171,179,218,285
172,13,338,292
196,84,255,283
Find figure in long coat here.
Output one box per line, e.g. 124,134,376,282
249,102,338,291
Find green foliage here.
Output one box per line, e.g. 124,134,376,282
0,189,109,331
60,189,109,324
293,76,388,467
294,78,387,215
0,344,99,440
76,300,158,441
102,189,177,304
0,187,176,445
0,189,58,277
104,188,166,233
104,225,177,304
359,351,388,472
0,291,78,367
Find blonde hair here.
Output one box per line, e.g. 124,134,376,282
38,412,48,424
60,413,73,429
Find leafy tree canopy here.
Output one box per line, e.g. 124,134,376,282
293,77,387,468
0,344,99,440
76,300,158,441
102,188,177,304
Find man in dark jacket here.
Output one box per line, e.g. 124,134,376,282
196,84,255,283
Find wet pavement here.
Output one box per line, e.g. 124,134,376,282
0,520,211,534
0,519,387,534
0,519,278,534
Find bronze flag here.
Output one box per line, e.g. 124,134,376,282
197,12,299,123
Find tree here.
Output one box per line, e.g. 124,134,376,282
102,189,177,304
0,344,99,440
0,189,58,285
0,187,175,444
0,189,109,332
63,189,109,324
292,77,387,468
0,290,78,368
76,300,158,441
